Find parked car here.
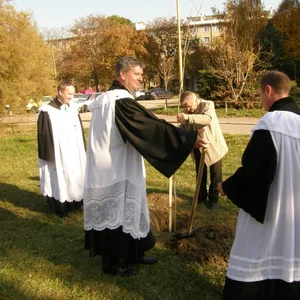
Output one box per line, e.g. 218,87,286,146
26,96,53,113
71,92,102,113
144,88,174,100
73,93,85,99
132,89,146,100
86,92,102,101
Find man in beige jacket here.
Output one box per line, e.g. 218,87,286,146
177,91,228,208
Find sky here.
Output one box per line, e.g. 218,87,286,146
13,0,282,29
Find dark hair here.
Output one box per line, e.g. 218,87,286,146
115,56,144,77
57,81,74,93
260,71,291,94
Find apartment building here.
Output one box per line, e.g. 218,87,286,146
188,8,275,46
187,15,223,45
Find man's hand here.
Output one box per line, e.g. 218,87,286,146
193,136,210,148
217,182,225,196
177,112,189,122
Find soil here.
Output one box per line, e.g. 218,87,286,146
148,193,234,265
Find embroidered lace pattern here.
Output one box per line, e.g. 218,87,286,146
84,180,150,239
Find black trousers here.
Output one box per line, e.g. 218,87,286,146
193,149,222,204
222,276,300,300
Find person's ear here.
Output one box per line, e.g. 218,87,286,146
265,85,272,96
120,70,126,80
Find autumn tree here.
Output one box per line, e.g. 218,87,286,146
42,26,73,82
272,0,300,81
0,0,55,115
145,17,179,90
205,0,269,102
59,15,147,91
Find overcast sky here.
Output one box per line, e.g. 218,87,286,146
13,0,282,29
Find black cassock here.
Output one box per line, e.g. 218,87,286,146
85,81,198,264
222,97,300,300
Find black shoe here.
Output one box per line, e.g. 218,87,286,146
56,212,68,218
46,197,54,210
104,265,136,277
205,202,218,210
74,205,83,212
198,197,207,204
138,256,158,265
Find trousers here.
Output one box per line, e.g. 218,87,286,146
193,149,222,204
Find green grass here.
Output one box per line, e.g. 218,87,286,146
0,129,249,300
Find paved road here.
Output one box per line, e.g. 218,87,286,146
153,114,257,135
1,98,258,135
137,98,257,135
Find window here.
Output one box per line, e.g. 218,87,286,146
204,37,210,43
203,26,209,32
193,27,198,33
214,26,222,32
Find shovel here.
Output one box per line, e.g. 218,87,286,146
175,148,206,239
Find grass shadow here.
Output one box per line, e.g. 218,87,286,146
0,182,48,214
0,205,224,300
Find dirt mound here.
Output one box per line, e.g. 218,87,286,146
168,224,234,265
148,192,234,265
148,193,189,232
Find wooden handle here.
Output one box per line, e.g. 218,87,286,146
186,148,206,235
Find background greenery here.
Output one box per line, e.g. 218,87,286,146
0,124,249,299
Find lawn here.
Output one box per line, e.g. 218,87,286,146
0,125,249,300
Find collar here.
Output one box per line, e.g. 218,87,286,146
269,97,300,114
54,97,70,110
108,80,130,93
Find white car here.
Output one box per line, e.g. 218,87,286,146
132,89,145,100
71,92,102,113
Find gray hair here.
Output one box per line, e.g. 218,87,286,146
180,91,197,104
115,56,145,77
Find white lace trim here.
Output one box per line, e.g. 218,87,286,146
84,180,150,239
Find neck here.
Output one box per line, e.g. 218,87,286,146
57,97,68,105
117,80,131,93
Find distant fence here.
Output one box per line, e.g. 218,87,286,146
141,97,300,113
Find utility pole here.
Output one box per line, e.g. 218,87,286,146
168,0,183,233
176,0,183,94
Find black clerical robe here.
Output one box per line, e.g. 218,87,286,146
222,97,300,223
38,98,86,214
84,80,198,262
222,97,300,300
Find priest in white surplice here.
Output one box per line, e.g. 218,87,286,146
218,71,300,300
38,81,86,217
84,56,208,276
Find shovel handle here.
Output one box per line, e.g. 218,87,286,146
186,148,206,235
